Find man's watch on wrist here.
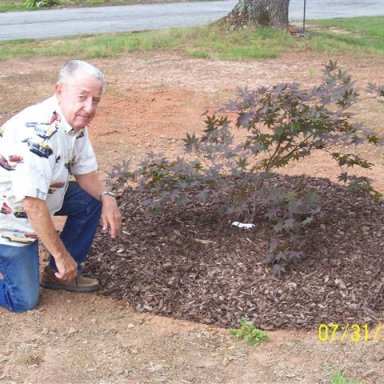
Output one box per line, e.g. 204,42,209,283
100,190,116,200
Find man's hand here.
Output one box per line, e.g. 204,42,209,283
100,195,122,238
23,196,77,279
75,172,122,238
54,252,78,281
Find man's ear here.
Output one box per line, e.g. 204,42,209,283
55,83,63,101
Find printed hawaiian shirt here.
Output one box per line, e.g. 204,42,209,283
0,96,97,246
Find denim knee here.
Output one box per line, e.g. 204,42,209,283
0,241,40,313
10,289,40,313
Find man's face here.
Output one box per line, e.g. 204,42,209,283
55,71,103,131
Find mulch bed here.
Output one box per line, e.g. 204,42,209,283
86,174,384,330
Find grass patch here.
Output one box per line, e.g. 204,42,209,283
307,16,384,56
315,16,384,39
0,25,294,61
0,0,212,12
330,370,361,384
0,0,26,11
1,17,384,61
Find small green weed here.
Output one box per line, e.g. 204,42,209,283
331,370,361,384
229,319,268,346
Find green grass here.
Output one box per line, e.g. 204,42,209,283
0,0,212,12
330,370,361,384
315,16,384,39
0,0,25,11
0,25,294,61
0,16,384,62
307,16,384,56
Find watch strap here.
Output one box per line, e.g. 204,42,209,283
100,190,116,200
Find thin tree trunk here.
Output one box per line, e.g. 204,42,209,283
223,0,290,29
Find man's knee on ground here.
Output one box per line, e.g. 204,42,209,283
11,291,40,313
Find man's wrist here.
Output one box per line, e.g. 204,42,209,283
99,190,116,201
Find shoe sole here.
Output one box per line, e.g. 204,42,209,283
40,281,100,292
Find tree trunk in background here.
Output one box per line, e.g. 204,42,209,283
224,0,290,29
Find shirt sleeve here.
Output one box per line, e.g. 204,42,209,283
1,97,59,204
70,128,98,175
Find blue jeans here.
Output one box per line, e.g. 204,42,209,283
0,181,101,312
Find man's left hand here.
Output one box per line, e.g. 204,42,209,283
101,195,122,238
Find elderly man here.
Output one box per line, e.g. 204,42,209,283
0,60,121,312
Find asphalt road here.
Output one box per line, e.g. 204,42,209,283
0,0,384,41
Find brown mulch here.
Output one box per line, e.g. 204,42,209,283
86,174,384,330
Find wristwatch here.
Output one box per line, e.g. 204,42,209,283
100,190,116,200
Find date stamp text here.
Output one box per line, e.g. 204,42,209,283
318,323,383,343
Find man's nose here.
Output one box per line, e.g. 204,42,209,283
83,98,93,113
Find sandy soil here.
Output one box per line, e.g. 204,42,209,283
0,51,383,384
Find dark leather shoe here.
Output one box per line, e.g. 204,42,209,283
40,266,100,292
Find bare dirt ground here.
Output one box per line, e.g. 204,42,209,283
0,52,384,384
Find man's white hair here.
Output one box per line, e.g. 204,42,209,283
57,60,106,94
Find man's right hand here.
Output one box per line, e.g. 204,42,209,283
24,196,78,281
54,252,78,281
